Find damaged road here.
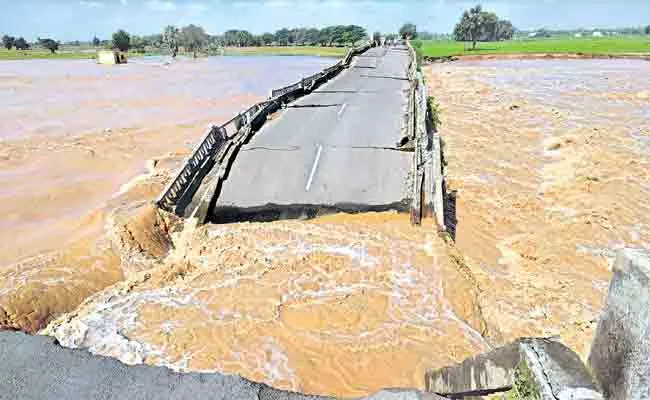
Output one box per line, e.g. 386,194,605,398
212,46,412,220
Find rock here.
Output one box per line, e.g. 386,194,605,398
589,248,650,400
426,338,602,399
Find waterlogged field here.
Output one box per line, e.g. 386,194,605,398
418,36,650,57
2,54,650,397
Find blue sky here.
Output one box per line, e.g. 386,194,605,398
2,0,649,41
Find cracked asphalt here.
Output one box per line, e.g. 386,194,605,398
216,46,411,209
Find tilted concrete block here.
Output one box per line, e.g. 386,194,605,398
589,248,650,400
426,338,602,399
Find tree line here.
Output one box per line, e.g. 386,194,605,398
2,24,368,56
110,24,368,57
2,35,61,53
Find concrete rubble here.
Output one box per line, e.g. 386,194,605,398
425,338,603,399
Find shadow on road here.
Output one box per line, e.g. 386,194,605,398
210,201,410,224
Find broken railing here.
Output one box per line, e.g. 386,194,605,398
157,42,372,215
407,40,445,230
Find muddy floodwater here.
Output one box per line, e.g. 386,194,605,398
0,56,332,266
0,56,333,330
426,59,650,355
3,57,650,398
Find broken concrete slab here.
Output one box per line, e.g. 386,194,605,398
425,341,520,397
425,338,602,399
589,248,650,400
519,339,603,400
0,331,448,400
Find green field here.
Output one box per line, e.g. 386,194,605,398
0,47,99,60
417,36,650,58
221,46,347,57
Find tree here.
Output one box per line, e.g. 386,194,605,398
305,28,320,45
130,35,146,52
112,29,131,52
92,36,100,47
275,28,291,46
163,25,179,57
180,24,207,58
39,38,60,53
261,32,275,46
646,25,650,35
496,20,514,41
14,37,29,50
2,35,15,50
372,31,382,46
399,23,417,39
453,5,494,49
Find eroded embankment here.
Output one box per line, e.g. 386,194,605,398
426,58,650,357
42,200,488,397
0,155,183,332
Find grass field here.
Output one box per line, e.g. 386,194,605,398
221,46,347,57
0,48,98,60
417,36,650,58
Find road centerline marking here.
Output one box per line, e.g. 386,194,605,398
305,144,323,192
337,103,348,120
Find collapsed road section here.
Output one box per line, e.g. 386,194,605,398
211,46,413,223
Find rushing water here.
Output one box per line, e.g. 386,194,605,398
0,56,334,266
3,57,650,397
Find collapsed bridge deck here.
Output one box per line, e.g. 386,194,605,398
211,46,412,221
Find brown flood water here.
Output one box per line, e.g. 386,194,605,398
0,56,333,266
0,56,334,331
4,57,650,398
426,59,650,355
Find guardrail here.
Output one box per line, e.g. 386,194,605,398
157,42,373,215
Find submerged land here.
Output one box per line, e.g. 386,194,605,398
1,46,649,397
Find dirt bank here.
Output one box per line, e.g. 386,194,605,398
426,58,650,357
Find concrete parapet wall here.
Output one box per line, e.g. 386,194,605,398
589,248,650,400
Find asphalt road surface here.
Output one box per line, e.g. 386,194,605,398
0,331,443,400
215,46,411,217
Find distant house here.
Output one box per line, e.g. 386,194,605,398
592,31,603,37
97,50,127,65
574,33,583,38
